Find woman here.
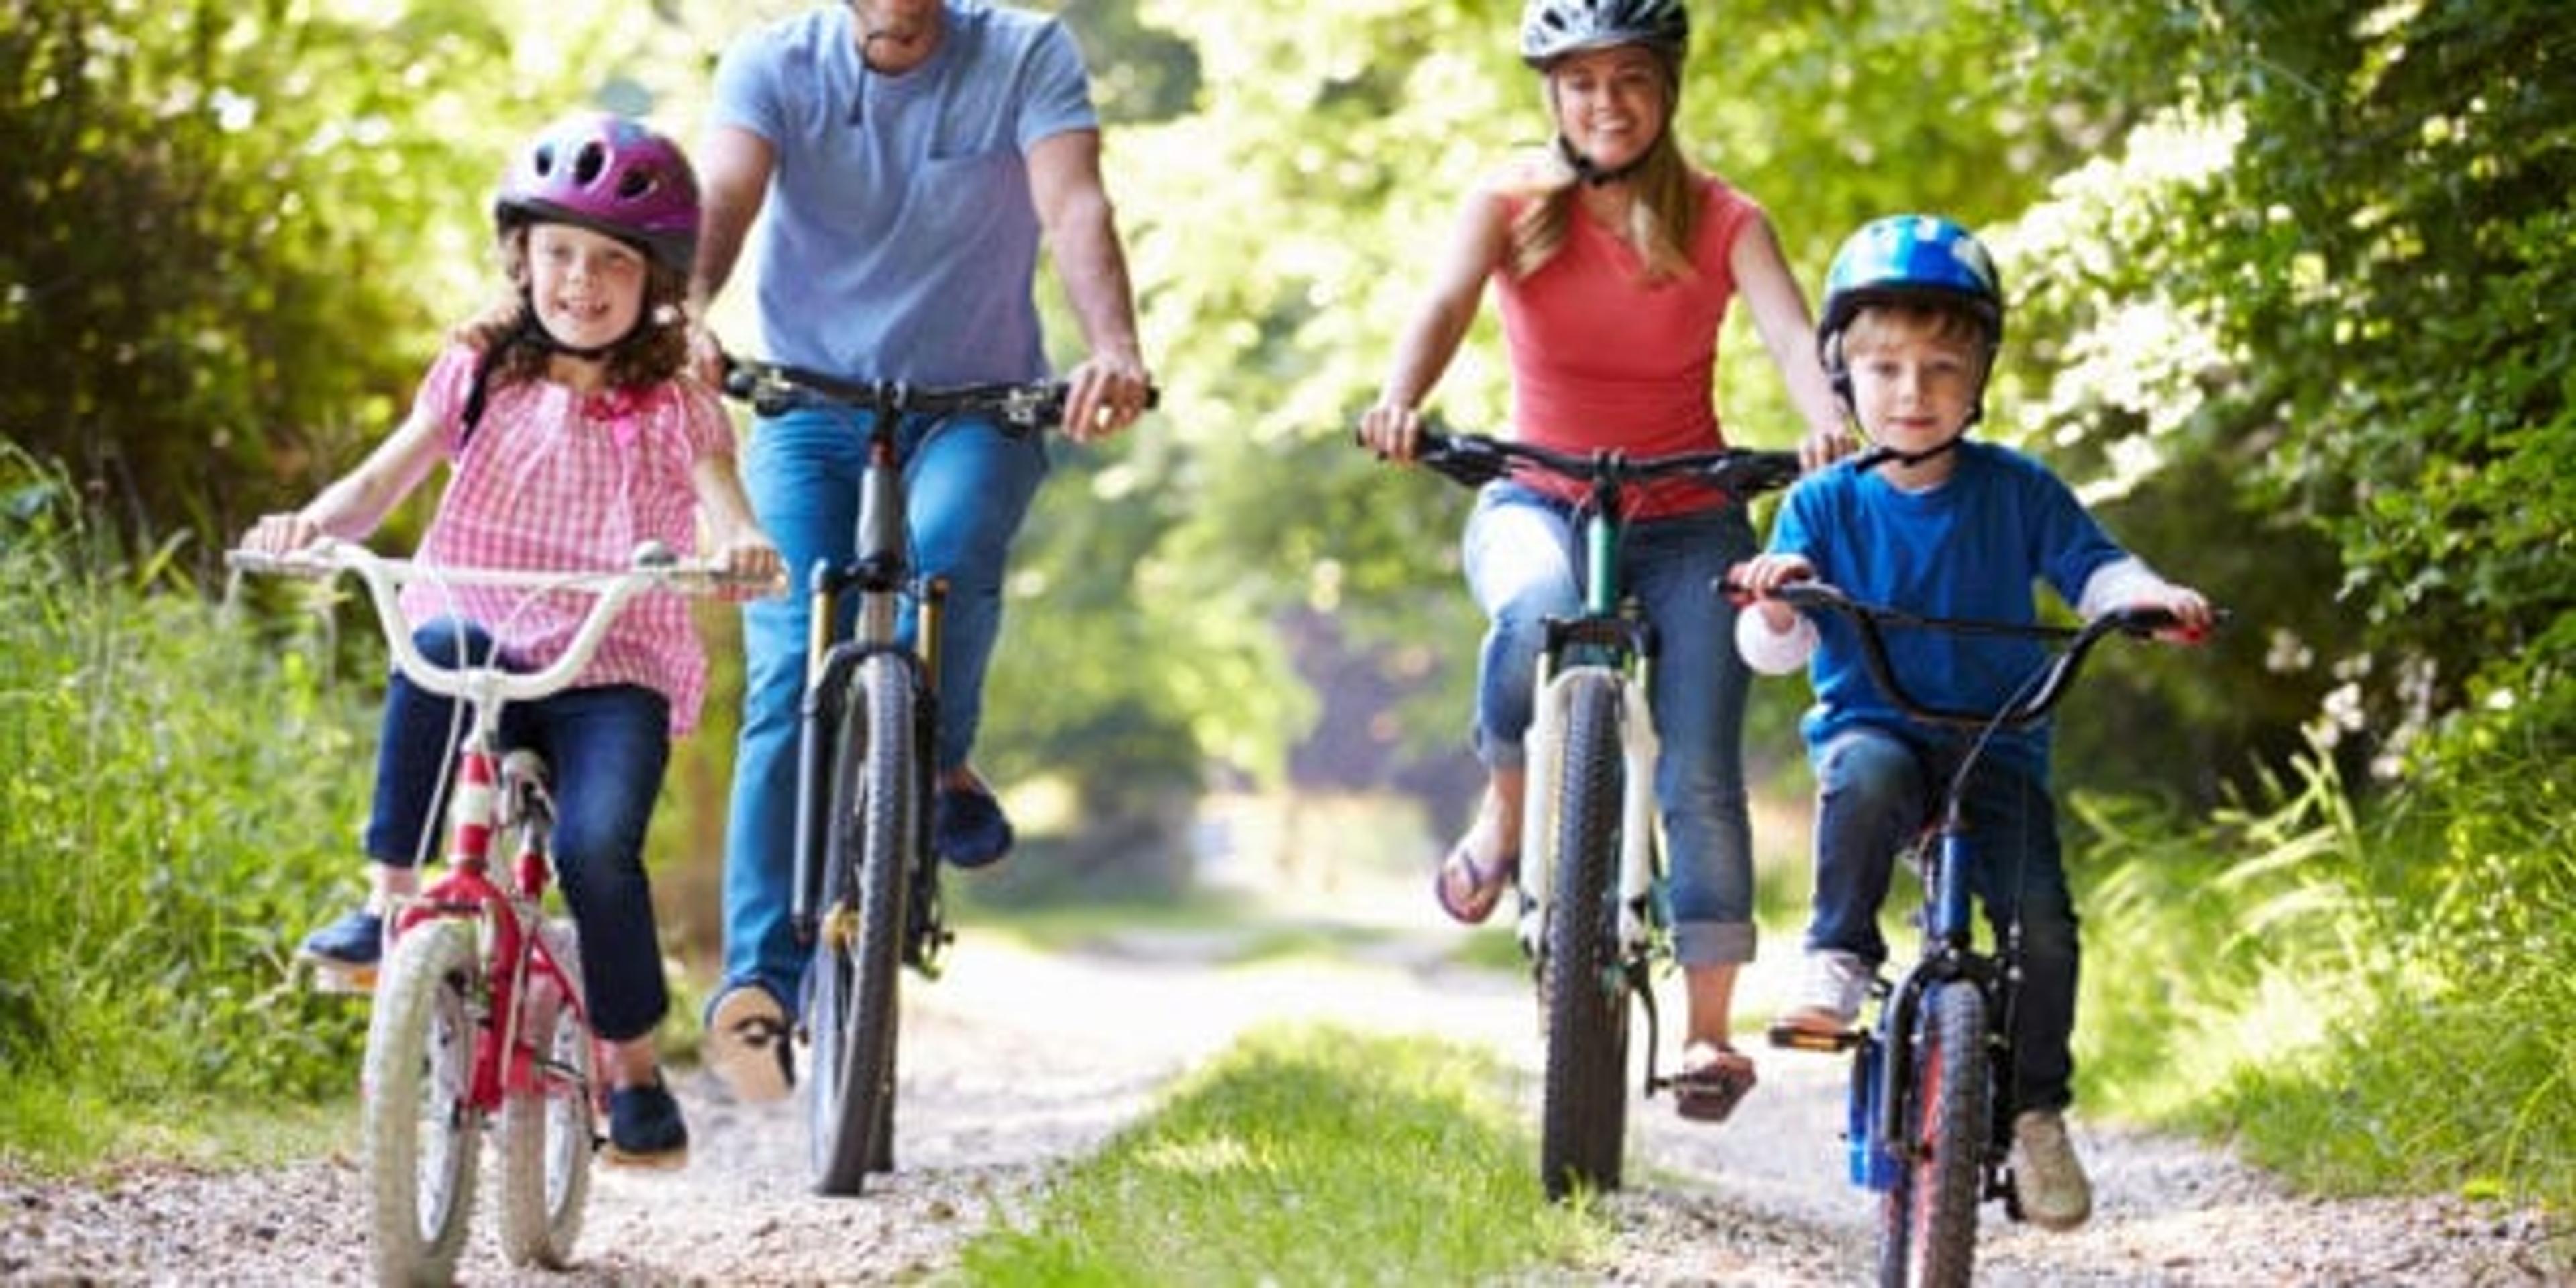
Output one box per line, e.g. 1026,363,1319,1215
1356,0,1849,1122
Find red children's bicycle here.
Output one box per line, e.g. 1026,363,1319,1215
230,538,771,1283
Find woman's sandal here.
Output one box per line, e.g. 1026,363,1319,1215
1432,841,1517,925
1671,1043,1758,1123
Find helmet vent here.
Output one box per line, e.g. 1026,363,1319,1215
616,167,659,201
571,141,608,187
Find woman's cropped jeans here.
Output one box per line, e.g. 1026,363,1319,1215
722,405,1048,1010
1462,482,1760,967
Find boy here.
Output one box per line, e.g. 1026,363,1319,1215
1729,214,2214,1230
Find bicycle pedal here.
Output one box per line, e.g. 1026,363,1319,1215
1765,1021,1859,1053
305,962,377,996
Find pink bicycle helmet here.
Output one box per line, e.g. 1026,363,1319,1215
493,113,700,275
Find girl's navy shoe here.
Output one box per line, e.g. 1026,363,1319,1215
606,1073,689,1169
297,908,385,967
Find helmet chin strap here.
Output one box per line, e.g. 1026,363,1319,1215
1556,133,1653,188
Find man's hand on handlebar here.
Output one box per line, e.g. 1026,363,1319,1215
1059,352,1153,444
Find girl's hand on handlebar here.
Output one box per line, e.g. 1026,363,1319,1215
1355,401,1426,463
709,531,787,598
241,511,325,556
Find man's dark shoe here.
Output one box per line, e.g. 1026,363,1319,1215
297,908,385,968
934,784,1015,869
606,1072,689,1169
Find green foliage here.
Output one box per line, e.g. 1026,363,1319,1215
2076,714,2576,1214
0,448,372,1165
960,1023,1600,1283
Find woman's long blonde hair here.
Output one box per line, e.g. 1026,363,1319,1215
1505,68,1701,285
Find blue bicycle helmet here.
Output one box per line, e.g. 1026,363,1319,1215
1817,215,2004,403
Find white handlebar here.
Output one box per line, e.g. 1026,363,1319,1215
227,538,780,708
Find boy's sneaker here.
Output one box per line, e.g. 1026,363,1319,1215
2010,1109,2094,1230
605,1073,689,1169
1778,949,1872,1036
702,983,794,1104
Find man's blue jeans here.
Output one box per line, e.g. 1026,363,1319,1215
365,618,674,1044
1460,482,1760,967
1805,724,2081,1113
722,406,1048,1008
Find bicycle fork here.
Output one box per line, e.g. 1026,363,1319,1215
1515,657,1667,1089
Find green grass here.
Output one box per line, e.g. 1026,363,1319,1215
1,452,374,1173
955,1023,1601,1285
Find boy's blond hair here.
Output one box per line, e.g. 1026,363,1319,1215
1840,301,1994,376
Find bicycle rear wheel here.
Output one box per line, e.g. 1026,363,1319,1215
1539,671,1632,1201
499,918,593,1269
807,653,918,1195
1878,979,1989,1288
362,916,484,1284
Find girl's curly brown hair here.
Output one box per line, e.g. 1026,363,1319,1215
455,223,692,392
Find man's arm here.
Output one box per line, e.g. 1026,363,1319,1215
1027,127,1150,441
686,124,777,382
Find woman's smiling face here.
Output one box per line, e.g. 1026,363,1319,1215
1547,44,1670,172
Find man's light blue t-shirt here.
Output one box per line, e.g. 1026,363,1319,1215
710,1,1097,385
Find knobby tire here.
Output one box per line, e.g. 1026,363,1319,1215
1540,672,1631,1201
363,918,483,1285
498,918,592,1269
808,653,917,1195
1878,981,1989,1288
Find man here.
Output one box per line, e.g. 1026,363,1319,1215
689,0,1153,1102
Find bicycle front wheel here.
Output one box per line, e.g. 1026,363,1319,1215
362,916,484,1285
807,652,918,1196
1878,979,1990,1288
1539,671,1632,1201
498,918,592,1269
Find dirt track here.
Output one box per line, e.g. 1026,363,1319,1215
1,888,2561,1285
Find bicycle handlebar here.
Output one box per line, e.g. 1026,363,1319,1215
720,356,1159,429
1744,578,2220,730
227,538,782,708
1410,430,1803,502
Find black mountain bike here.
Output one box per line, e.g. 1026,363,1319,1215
1744,578,2214,1287
1405,431,1799,1199
722,358,1082,1195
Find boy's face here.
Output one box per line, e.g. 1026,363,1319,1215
1843,315,1981,462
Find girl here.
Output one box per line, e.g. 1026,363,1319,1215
1356,0,1852,1123
242,113,781,1167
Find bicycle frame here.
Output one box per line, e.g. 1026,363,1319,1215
229,537,765,1277
722,357,1126,1195
1749,578,2212,1282
1411,431,1798,1197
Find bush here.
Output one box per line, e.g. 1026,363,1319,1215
0,448,372,1168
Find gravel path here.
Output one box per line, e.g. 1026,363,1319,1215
2,906,2561,1285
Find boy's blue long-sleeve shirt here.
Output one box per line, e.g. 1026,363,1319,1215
1766,440,2129,781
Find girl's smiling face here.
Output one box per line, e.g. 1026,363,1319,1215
526,221,647,356
1546,45,1670,173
